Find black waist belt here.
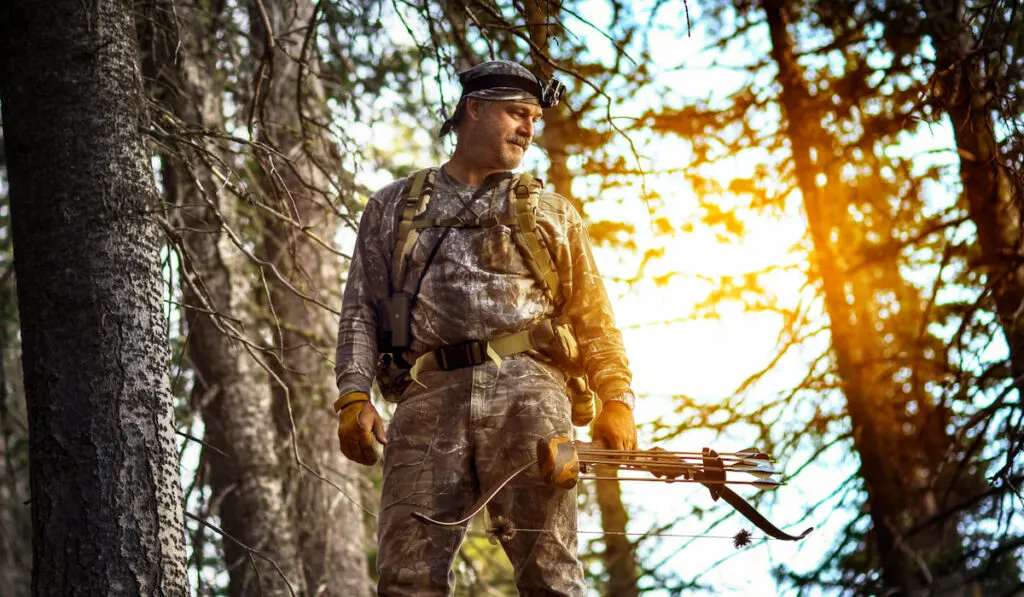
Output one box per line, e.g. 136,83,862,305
435,340,491,371
405,329,537,384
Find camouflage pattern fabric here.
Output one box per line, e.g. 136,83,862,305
377,357,582,596
335,167,631,402
335,166,631,595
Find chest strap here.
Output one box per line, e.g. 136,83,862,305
409,214,518,229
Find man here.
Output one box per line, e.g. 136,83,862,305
334,60,637,596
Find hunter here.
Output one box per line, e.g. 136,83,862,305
334,60,637,596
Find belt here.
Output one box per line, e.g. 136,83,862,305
407,329,536,385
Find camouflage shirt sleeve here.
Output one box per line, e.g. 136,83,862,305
334,183,401,397
541,193,632,402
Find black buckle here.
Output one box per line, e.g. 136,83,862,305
436,340,488,371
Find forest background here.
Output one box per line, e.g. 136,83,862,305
0,0,1022,595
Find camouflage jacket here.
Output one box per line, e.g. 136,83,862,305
334,166,631,402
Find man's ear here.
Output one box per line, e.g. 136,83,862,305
464,97,485,121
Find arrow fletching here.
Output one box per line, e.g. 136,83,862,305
752,478,782,490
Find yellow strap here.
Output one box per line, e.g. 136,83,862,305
392,169,434,291
511,173,561,305
408,353,433,387
489,329,534,355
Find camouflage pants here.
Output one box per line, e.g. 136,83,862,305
377,355,585,597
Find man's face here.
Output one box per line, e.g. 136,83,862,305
465,99,543,170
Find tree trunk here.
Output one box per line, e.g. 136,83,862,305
923,0,1024,422
594,468,640,597
248,2,371,595
0,0,189,594
762,0,967,593
0,266,29,597
139,2,305,595
525,0,582,213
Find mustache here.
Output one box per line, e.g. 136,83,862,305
505,134,530,149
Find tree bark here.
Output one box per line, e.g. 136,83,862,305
248,1,371,595
0,268,29,597
525,0,582,214
139,2,305,595
0,0,189,594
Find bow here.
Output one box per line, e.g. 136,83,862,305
412,438,813,543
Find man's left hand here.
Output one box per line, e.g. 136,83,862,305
592,401,637,450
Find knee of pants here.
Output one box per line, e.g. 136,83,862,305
377,505,465,597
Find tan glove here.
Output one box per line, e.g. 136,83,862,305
335,392,387,465
592,400,637,451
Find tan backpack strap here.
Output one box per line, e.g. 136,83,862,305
392,168,435,291
511,173,561,305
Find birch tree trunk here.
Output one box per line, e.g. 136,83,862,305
248,1,371,595
140,2,305,595
0,0,188,593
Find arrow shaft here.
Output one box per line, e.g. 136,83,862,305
579,475,781,487
580,458,782,476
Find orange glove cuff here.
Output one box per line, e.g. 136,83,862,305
334,391,370,414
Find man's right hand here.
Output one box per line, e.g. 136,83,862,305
335,392,387,465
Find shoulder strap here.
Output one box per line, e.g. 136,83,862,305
391,168,434,293
510,173,562,306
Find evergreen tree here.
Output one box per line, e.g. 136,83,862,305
0,0,190,593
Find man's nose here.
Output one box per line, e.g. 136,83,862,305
518,119,534,140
